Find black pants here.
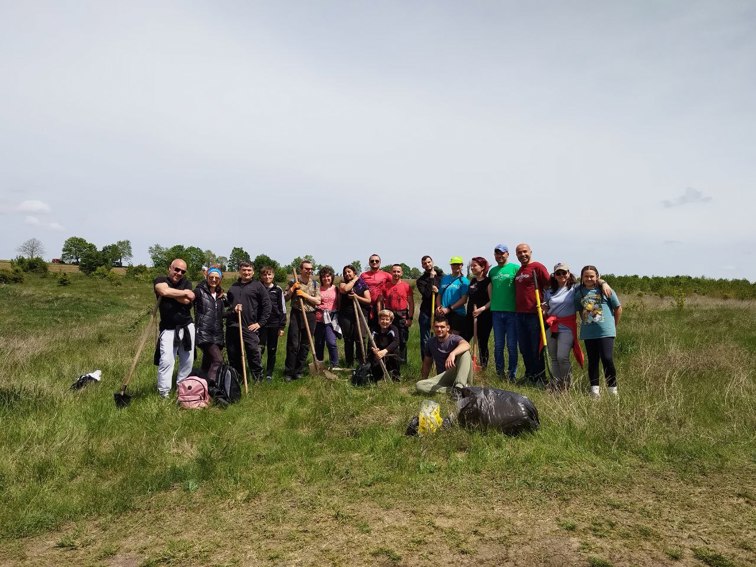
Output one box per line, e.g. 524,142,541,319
258,326,280,377
447,311,468,339
227,326,262,379
284,310,316,377
370,354,400,380
339,312,366,366
470,311,492,368
584,337,616,388
392,310,410,363
199,343,224,383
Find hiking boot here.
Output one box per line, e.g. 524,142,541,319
590,386,601,399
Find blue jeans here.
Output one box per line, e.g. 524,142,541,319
492,311,518,378
517,312,545,381
419,311,432,359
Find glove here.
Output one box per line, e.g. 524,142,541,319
295,289,306,298
289,282,301,295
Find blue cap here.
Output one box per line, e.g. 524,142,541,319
494,244,508,253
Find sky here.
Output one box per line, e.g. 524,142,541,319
1,1,754,280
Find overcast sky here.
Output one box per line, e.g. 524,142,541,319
1,1,754,280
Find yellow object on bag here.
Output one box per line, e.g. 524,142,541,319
417,400,443,437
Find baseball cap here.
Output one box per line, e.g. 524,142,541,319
494,244,508,253
449,256,464,265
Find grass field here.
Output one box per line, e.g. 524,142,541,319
0,270,754,566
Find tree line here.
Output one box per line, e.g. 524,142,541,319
9,236,755,299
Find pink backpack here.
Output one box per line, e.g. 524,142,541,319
177,377,210,409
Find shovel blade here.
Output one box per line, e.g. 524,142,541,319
114,391,132,408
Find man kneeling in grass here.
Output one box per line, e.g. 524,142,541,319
416,315,472,395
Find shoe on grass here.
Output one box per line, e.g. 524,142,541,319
608,386,619,397
590,386,600,399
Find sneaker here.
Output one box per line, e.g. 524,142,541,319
159,391,170,399
265,375,273,382
608,386,619,397
330,366,344,372
590,386,600,399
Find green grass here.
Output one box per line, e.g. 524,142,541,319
0,273,754,565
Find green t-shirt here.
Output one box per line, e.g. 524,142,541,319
488,263,519,312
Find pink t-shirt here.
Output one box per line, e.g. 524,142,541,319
319,285,338,312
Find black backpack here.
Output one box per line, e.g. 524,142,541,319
209,364,242,406
351,363,374,387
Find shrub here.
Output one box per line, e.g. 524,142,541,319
106,270,122,286
58,273,71,286
10,256,48,274
0,269,24,284
125,264,149,279
92,266,111,279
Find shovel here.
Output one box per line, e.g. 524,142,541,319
355,296,391,382
471,316,483,380
534,277,554,384
292,270,338,381
352,295,367,364
115,298,161,408
237,309,249,395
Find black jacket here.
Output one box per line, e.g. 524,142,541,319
262,284,287,330
415,268,443,316
193,280,225,347
226,279,272,336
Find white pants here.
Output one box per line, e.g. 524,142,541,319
157,324,195,396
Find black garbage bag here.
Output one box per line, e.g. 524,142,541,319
456,386,539,435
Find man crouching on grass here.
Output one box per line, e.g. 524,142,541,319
153,259,195,398
415,315,472,397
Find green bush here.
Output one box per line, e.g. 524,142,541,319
125,264,149,279
10,256,48,274
92,266,111,279
0,269,24,284
57,273,71,286
106,270,122,286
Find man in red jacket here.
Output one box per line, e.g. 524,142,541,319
514,243,551,384
380,264,414,363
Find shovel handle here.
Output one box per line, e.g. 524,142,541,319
121,298,161,391
237,309,249,395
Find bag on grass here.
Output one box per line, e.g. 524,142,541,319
456,386,539,435
351,363,374,387
210,364,242,406
177,376,210,409
417,400,443,436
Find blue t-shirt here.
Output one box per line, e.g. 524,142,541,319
439,274,469,316
545,286,577,332
574,286,621,339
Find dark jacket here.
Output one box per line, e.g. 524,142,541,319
415,268,443,316
226,279,272,337
262,284,287,330
194,280,225,347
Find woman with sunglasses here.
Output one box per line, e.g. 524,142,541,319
543,263,583,391
194,266,226,382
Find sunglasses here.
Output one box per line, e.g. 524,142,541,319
173,267,186,274
303,267,313,272
555,270,568,276
369,260,380,264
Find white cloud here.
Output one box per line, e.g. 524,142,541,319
24,215,63,231
16,200,52,213
661,188,713,208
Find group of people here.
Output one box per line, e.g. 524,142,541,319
152,243,622,401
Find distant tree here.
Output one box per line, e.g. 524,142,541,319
228,247,251,271
79,248,106,275
408,267,422,279
116,240,133,266
61,236,93,265
149,244,168,268
101,244,121,267
350,260,362,274
215,256,228,271
17,238,45,259
183,246,206,278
